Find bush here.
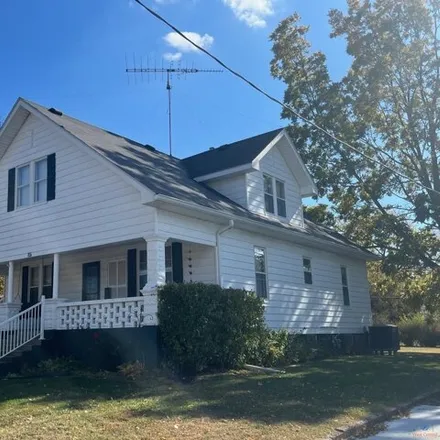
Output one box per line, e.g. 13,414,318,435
118,361,146,380
398,314,440,347
158,283,266,375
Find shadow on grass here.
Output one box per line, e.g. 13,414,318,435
2,352,440,426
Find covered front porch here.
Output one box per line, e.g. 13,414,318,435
0,236,217,330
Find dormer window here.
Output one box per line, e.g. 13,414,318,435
263,174,286,218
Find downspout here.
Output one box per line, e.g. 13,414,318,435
215,220,234,286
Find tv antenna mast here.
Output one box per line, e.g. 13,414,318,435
126,57,222,156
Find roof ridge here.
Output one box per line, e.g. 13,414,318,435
24,98,174,159
182,127,284,161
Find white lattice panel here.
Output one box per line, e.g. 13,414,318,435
57,297,155,330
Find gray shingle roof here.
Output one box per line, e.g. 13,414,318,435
24,100,376,259
182,128,283,178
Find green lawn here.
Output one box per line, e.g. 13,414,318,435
1,348,440,440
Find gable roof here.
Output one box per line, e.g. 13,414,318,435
182,128,283,178
0,98,377,260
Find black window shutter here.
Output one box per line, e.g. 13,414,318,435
127,248,137,297
47,153,56,201
21,266,29,309
43,262,54,299
172,242,183,283
7,168,15,212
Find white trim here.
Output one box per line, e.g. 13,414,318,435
5,100,155,202
194,163,255,182
252,130,318,197
150,194,379,260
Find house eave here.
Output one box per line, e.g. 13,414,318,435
148,194,379,261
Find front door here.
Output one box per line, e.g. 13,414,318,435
82,262,100,301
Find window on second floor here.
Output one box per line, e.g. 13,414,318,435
263,174,286,218
16,158,48,208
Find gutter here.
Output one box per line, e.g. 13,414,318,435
150,194,379,261
215,220,235,285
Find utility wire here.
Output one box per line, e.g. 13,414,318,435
133,0,440,198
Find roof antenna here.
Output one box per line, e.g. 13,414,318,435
126,61,222,157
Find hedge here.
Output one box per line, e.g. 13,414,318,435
158,283,266,375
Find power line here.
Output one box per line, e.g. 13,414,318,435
132,0,440,198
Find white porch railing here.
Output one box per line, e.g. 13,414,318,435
0,300,43,360
56,295,157,330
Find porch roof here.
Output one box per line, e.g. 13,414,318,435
7,99,376,260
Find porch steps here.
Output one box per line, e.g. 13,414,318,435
0,338,43,376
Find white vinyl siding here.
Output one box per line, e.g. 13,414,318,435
219,228,372,334
10,240,217,302
247,146,303,226
0,114,154,261
206,174,247,207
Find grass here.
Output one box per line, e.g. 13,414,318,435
1,347,440,440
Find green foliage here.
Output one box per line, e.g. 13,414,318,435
398,314,440,347
117,361,146,380
270,1,440,273
158,283,266,375
303,204,337,227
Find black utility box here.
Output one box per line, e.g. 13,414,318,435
369,325,400,354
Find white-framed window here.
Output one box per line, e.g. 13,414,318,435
263,174,286,218
16,158,48,208
276,180,286,217
165,245,173,283
139,250,148,290
263,174,275,214
254,246,268,298
108,260,127,298
341,266,350,306
303,257,312,285
17,164,30,207
34,158,47,203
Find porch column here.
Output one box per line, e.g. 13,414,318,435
6,261,14,304
145,237,167,289
53,253,60,299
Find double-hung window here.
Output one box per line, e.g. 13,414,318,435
341,266,350,306
254,246,268,298
108,260,127,298
276,180,286,217
16,158,48,208
34,159,47,203
303,257,312,285
17,165,30,207
264,175,275,214
263,174,286,218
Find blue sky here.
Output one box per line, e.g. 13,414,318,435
0,0,349,159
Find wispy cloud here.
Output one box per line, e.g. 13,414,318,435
163,32,214,53
163,52,183,62
222,0,274,28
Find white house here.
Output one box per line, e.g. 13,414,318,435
0,98,376,363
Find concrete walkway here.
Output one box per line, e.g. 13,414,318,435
363,405,440,439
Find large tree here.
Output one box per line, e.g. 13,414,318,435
271,0,440,272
